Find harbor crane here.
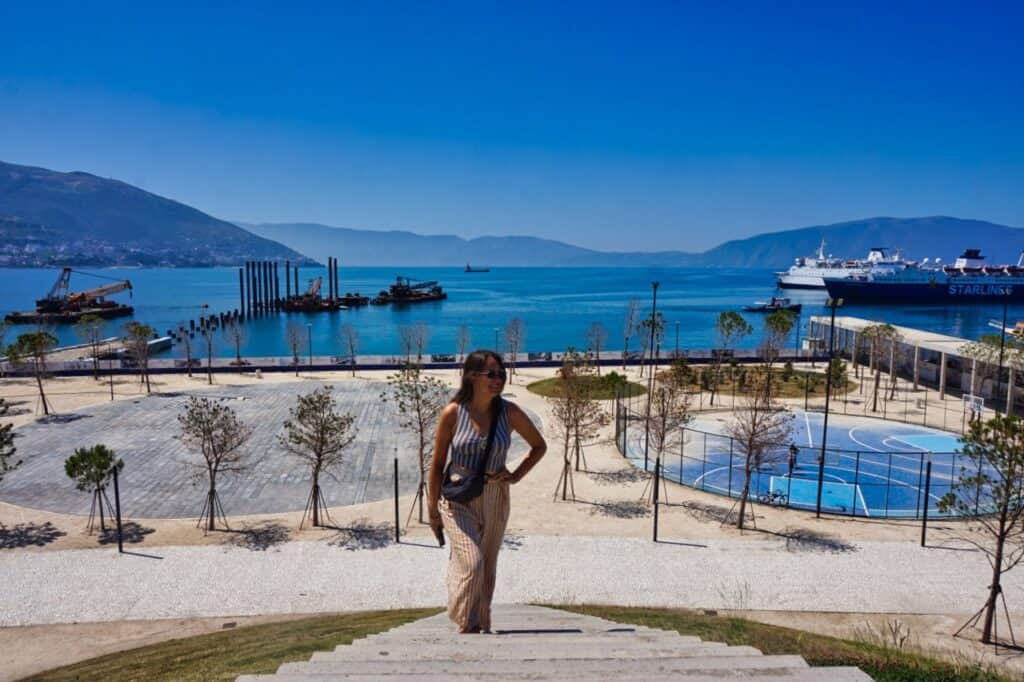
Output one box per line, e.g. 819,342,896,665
36,268,133,314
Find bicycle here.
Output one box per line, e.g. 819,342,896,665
757,489,788,506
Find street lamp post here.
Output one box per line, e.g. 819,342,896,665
675,320,680,359
307,323,313,367
643,281,660,470
494,328,500,353
815,298,842,518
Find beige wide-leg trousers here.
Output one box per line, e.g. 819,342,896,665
440,480,510,631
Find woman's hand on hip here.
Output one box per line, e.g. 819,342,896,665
487,468,519,484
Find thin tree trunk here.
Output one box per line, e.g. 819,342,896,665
35,363,50,415
736,475,750,530
208,486,217,531
144,362,151,393
97,486,106,531
872,370,881,412
312,473,321,527
982,518,1008,643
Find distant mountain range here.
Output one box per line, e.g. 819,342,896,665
2,159,1021,269
0,160,313,267
244,216,1024,268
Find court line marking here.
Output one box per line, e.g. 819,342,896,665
804,412,814,448
848,427,883,452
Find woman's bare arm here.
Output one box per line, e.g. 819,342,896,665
501,401,547,483
428,403,458,522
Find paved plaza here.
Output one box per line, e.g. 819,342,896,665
0,381,532,519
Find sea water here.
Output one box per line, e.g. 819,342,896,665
1,266,1019,358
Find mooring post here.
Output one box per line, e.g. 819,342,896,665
920,460,933,547
238,267,244,317
285,260,292,301
274,262,281,309
112,466,124,554
294,266,299,295
393,456,401,544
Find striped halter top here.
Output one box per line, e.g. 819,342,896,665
450,400,511,474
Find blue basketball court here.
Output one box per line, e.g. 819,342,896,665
623,410,970,518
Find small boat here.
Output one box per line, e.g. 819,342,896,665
742,297,802,314
465,264,490,273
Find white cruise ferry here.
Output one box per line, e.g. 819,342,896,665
776,241,910,289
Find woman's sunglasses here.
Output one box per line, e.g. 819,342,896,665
473,369,507,380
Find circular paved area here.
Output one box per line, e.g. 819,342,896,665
1,382,534,518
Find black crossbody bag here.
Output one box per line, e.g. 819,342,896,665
442,398,502,504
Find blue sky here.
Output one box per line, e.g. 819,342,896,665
1,1,1021,251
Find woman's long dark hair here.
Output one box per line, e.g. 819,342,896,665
452,349,505,405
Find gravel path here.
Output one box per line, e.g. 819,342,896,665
1,535,1017,627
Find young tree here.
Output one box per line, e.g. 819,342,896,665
222,318,247,366
760,310,794,400
179,397,253,532
939,415,1024,644
643,366,694,503
622,298,639,371
547,349,607,500
398,324,415,363
176,323,196,378
455,324,472,365
74,314,106,379
7,331,58,415
410,321,431,363
861,323,901,412
725,388,794,530
64,444,123,533
279,386,358,528
585,322,608,375
637,312,665,379
285,321,305,376
123,322,155,394
504,318,526,380
381,364,449,523
0,398,21,485
711,312,752,406
199,323,217,385
339,323,359,377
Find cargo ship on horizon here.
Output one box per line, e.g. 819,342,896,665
823,249,1024,304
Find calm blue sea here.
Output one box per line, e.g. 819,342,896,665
1,266,1020,358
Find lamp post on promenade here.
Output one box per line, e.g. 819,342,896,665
815,298,842,518
643,281,660,470
675,321,680,358
494,328,500,354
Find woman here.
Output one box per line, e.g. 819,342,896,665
428,349,546,633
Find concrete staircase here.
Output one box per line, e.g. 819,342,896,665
238,604,871,681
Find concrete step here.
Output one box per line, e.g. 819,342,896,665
276,654,810,676
354,632,701,646
239,669,870,681
310,644,753,663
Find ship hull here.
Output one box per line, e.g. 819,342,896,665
824,278,1024,304
776,275,825,290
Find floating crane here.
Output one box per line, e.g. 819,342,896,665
371,276,447,305
5,267,135,324
282,276,346,313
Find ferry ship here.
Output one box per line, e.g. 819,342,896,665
776,242,909,289
823,249,1024,304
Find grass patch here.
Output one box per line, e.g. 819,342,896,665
527,372,645,400
553,605,1010,682
668,365,857,400
27,608,441,682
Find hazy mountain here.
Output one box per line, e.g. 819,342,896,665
701,216,1024,267
242,216,1024,268
240,222,698,267
0,160,315,267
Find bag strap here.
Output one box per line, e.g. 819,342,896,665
474,397,503,476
